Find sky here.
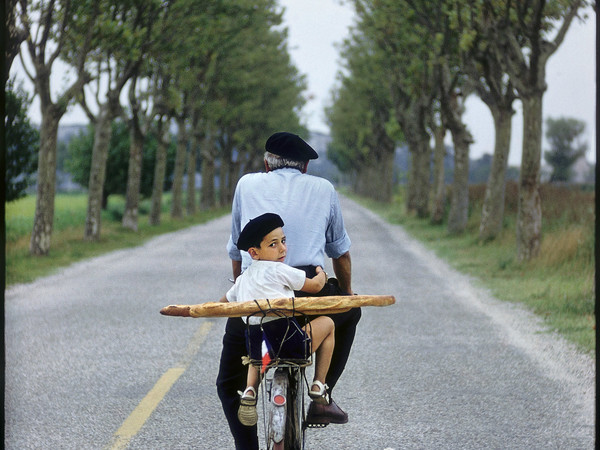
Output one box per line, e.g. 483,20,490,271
12,1,596,167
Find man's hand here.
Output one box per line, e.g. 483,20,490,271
332,251,353,295
231,259,242,280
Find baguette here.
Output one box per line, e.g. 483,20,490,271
160,294,395,318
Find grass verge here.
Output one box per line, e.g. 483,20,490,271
348,184,595,356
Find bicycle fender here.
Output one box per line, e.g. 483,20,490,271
270,370,288,444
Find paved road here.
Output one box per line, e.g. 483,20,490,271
5,196,594,449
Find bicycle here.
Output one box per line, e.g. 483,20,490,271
161,294,395,450
246,304,313,450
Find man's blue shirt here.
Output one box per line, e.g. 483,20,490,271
227,168,351,271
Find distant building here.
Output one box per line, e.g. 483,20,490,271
570,155,595,184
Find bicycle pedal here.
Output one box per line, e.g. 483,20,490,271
305,422,328,429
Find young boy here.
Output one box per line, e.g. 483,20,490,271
219,213,336,427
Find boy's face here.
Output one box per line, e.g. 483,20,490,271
250,227,286,262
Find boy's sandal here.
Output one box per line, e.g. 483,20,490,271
308,380,328,400
239,386,257,400
237,387,258,427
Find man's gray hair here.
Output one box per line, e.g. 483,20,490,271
264,152,306,171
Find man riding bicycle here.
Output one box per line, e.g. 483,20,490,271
216,132,361,449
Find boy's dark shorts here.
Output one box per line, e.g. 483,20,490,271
246,317,311,361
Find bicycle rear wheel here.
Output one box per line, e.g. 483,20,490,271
267,367,305,450
284,367,305,449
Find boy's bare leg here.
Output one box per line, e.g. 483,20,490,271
303,316,335,390
245,365,259,394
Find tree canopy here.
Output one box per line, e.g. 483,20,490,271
5,80,39,202
66,122,176,207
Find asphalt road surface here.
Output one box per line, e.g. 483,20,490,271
5,196,594,449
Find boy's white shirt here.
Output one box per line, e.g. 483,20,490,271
225,260,306,324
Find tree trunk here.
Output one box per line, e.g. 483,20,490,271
409,141,431,218
84,100,117,241
219,137,233,207
354,147,394,202
438,61,472,235
447,127,470,234
29,109,61,255
149,118,168,226
516,95,543,261
122,114,144,231
219,153,230,208
171,116,187,219
394,99,431,218
479,107,512,241
186,133,198,215
430,124,446,225
200,134,216,210
402,126,431,218
443,93,472,235
405,150,418,212
228,159,241,202
354,162,393,202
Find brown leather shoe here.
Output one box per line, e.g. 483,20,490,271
305,398,348,426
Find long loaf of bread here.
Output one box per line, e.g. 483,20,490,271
160,295,395,318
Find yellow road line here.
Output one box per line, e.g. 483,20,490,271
109,368,185,450
107,321,213,450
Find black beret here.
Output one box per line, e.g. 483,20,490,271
236,213,285,251
265,132,318,161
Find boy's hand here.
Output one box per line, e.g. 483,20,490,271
316,266,327,285
302,266,327,293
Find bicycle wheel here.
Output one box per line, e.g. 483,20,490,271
267,367,305,450
284,367,305,449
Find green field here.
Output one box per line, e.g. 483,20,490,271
5,193,229,285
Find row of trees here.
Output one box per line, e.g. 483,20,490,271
6,1,592,262
326,0,591,261
8,0,308,256
65,122,178,211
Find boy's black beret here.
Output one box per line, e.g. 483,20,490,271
236,213,285,251
265,132,318,161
